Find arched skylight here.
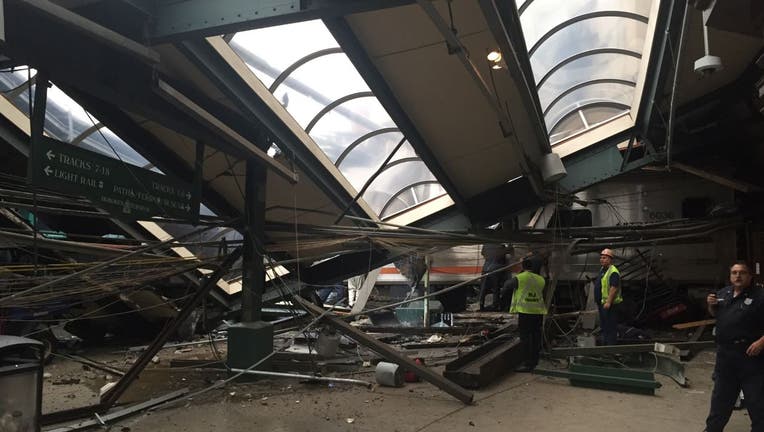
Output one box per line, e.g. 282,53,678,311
229,20,447,219
518,0,655,144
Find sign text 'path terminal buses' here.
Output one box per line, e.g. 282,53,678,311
29,137,197,221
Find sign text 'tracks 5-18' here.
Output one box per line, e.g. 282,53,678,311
29,137,198,221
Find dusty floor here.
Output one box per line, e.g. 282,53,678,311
41,346,754,432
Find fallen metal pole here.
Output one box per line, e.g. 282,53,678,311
46,388,189,432
549,341,715,357
292,295,474,404
100,247,243,408
228,368,372,388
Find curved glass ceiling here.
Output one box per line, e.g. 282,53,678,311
229,20,446,219
518,0,655,144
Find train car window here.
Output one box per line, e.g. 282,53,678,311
548,209,592,228
682,197,712,218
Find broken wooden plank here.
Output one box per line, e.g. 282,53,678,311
292,295,474,404
672,319,716,330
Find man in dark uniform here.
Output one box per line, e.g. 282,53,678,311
705,261,764,432
478,244,508,311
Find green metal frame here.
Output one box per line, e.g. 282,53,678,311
150,0,416,43
535,363,661,395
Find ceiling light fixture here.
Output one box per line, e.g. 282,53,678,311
487,51,502,62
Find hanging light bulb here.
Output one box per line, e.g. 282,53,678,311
487,51,502,63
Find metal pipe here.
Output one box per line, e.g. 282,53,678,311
229,368,372,388
0,218,239,305
571,222,738,255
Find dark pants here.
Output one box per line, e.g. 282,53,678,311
479,272,506,311
706,345,764,432
598,303,620,345
518,313,544,369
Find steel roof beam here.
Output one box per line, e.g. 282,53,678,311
635,0,683,137
15,0,159,64
155,78,299,184
478,0,551,151
149,0,417,44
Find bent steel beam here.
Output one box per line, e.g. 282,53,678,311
155,78,298,184
293,294,474,404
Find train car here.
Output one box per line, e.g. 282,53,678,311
373,170,738,320
518,170,738,322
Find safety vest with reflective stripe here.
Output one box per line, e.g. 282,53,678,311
600,265,623,305
510,271,547,314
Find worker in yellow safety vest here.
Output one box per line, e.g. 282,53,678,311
508,255,547,372
596,248,622,345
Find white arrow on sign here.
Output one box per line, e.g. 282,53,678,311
46,150,55,161
43,166,52,176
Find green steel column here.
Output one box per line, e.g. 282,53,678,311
241,157,266,322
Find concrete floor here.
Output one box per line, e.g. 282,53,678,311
107,348,753,432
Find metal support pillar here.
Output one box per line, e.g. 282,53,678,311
227,157,273,371
241,158,266,322
423,255,430,327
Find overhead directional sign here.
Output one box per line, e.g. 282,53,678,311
29,136,198,221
